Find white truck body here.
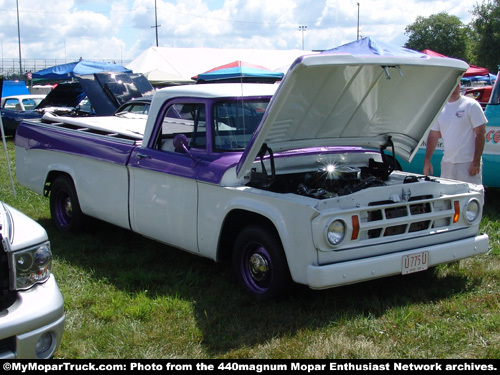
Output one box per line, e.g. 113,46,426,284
14,53,489,300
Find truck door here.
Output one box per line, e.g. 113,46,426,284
128,101,206,253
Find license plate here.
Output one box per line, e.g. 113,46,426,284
402,251,429,275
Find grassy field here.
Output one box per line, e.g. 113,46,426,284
1,135,499,359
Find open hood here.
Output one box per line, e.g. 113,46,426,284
36,72,155,116
36,82,86,109
237,52,468,178
77,72,155,116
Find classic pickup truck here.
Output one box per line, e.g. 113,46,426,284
14,52,489,300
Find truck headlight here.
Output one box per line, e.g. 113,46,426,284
326,220,346,246
11,242,52,290
464,198,481,224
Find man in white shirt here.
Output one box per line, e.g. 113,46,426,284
423,84,487,184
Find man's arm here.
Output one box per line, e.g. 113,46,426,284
469,124,486,176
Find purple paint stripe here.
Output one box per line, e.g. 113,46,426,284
16,121,136,165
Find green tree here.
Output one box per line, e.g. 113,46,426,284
404,12,470,61
471,0,500,73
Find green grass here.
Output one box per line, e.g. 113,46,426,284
1,135,499,359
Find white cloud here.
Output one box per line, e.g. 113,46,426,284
0,0,479,64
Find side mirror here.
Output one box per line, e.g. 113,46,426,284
173,133,189,152
173,134,196,162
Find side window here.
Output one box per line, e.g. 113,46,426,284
4,99,21,110
21,98,37,111
155,102,206,152
130,103,149,114
117,103,149,114
212,100,267,151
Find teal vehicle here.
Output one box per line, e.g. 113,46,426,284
397,67,500,188
483,69,500,187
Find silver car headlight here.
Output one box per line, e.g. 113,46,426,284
11,242,52,290
326,220,346,246
464,198,481,224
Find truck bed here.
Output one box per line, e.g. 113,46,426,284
41,112,146,140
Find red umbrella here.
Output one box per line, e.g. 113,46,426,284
192,61,284,83
421,49,489,77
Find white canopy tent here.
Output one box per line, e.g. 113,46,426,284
141,69,194,86
126,47,316,85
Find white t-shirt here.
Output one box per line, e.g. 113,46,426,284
430,95,487,163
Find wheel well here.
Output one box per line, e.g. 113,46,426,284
43,171,73,197
218,210,280,262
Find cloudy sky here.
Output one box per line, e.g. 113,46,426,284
0,0,479,63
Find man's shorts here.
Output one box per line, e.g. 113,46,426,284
440,161,482,185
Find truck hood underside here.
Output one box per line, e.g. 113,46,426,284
237,53,468,178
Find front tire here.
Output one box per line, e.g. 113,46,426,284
50,176,87,233
232,225,292,301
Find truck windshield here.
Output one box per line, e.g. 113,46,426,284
212,99,269,151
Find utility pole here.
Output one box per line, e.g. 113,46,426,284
299,25,307,50
357,3,360,40
16,0,22,75
151,0,161,47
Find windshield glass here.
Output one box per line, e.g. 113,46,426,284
212,99,269,151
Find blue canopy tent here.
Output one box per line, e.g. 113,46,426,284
461,73,497,86
1,80,30,97
192,60,284,83
33,60,132,80
322,37,427,58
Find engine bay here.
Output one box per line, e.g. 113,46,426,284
246,142,431,199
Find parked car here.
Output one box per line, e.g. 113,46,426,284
464,86,492,109
1,73,154,135
0,83,86,135
0,95,48,135
114,96,152,116
0,200,65,358
1,94,46,111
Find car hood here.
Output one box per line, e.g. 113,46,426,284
36,82,86,109
36,72,155,116
237,53,468,178
77,72,155,116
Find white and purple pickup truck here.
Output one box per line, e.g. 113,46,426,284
14,53,489,300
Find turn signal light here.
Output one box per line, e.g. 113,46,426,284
351,215,359,240
453,201,460,223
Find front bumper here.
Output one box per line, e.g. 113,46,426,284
307,234,489,290
0,276,65,359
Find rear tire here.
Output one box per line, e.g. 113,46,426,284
232,225,292,301
50,176,87,233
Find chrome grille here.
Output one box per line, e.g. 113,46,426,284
359,195,453,240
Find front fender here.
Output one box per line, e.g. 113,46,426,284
197,184,320,284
